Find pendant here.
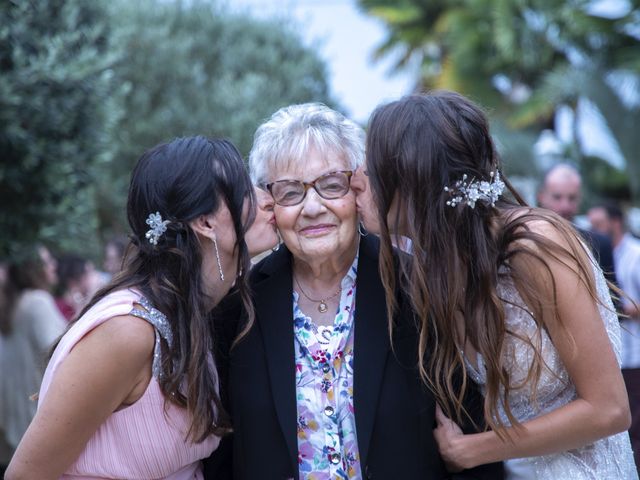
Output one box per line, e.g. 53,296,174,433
318,301,328,313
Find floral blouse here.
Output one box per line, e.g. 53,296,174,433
294,254,361,480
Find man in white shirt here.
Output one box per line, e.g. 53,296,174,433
589,202,640,468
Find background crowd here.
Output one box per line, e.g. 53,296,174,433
0,241,126,471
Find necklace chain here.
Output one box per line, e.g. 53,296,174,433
294,276,342,313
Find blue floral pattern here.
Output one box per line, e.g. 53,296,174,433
294,255,361,480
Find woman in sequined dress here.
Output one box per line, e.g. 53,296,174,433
351,90,638,479
6,136,279,479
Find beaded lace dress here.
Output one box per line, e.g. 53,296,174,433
466,261,638,479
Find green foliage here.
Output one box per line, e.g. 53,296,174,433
1,0,335,260
98,0,336,236
581,155,631,206
490,121,540,177
0,0,122,259
358,0,640,203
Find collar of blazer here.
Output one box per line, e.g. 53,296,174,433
249,234,391,472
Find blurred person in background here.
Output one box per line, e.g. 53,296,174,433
103,235,128,279
536,163,582,222
589,201,640,470
537,163,617,286
0,245,67,466
54,254,99,322
5,136,278,480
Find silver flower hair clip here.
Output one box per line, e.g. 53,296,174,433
145,211,170,245
444,171,505,208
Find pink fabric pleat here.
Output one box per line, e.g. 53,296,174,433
39,289,219,480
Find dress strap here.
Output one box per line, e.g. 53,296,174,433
129,296,173,379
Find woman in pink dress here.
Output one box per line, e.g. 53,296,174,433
6,136,278,479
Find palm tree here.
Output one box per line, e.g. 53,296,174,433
357,0,640,202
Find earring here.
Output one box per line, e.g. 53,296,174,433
212,235,224,281
358,222,368,237
271,230,282,252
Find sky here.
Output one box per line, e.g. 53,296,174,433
227,0,632,171
225,0,416,124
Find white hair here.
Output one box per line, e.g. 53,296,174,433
248,103,365,185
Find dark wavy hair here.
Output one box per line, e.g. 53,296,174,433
366,91,605,435
73,136,256,441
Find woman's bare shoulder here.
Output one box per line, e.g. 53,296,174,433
73,314,156,366
501,206,579,250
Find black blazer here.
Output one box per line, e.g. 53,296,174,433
205,235,503,480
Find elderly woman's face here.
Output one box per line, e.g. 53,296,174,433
271,146,358,263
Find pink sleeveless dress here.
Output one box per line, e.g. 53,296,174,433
38,289,221,479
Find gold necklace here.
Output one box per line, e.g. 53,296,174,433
294,276,342,313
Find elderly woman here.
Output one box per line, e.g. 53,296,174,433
205,104,503,480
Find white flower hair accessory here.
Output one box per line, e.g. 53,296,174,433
444,171,505,208
145,211,170,245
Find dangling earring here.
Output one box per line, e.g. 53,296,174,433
271,230,282,252
212,235,224,281
358,222,368,237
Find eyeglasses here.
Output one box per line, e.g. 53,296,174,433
265,170,353,206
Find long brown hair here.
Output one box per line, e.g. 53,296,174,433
71,136,256,442
0,245,52,335
366,91,605,434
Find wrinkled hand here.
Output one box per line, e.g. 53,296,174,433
433,404,469,472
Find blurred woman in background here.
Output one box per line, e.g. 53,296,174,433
103,235,128,279
54,254,99,321
0,245,66,465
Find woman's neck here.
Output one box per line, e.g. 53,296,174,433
292,239,358,286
